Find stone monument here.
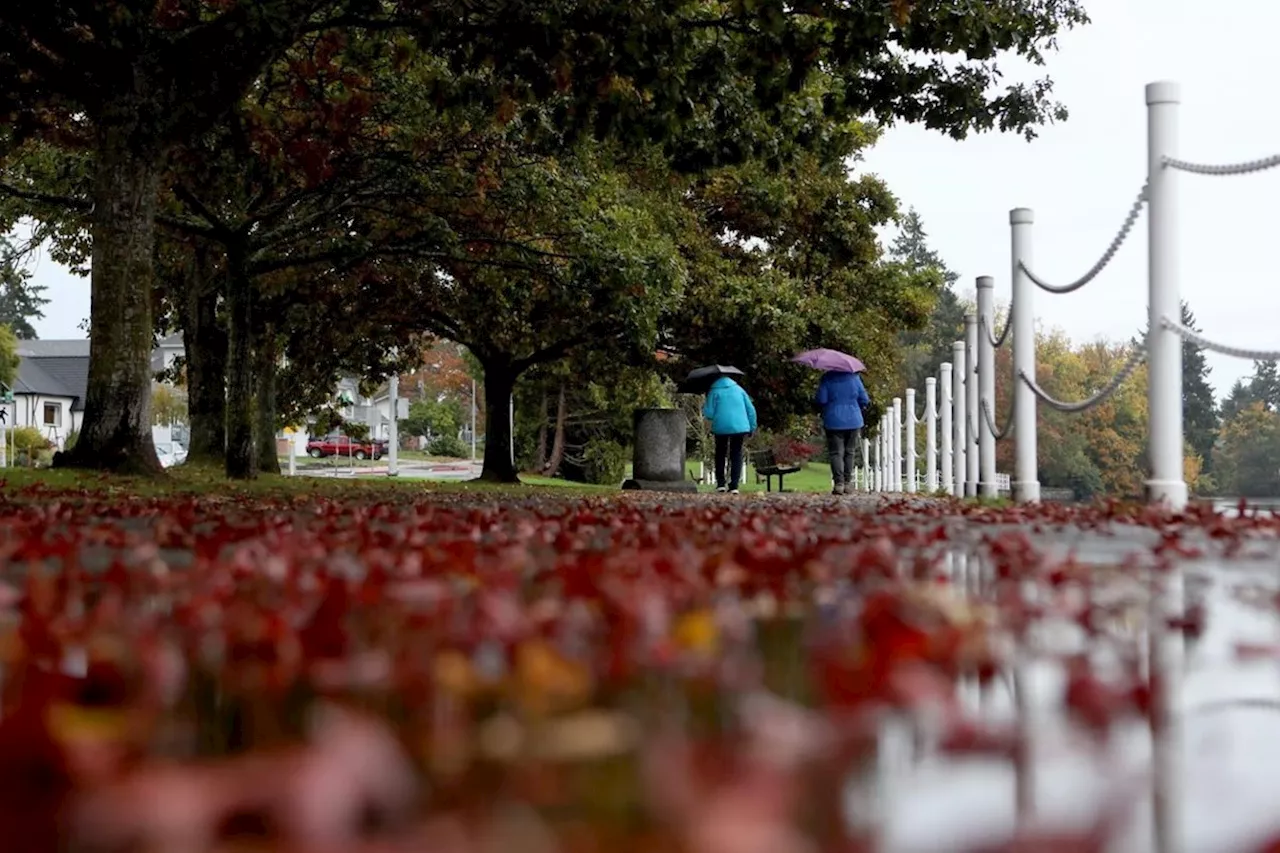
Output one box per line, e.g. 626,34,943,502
621,408,697,492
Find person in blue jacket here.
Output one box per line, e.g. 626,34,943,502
703,376,758,493
815,369,871,495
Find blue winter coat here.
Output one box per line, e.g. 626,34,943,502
815,371,870,431
703,377,758,436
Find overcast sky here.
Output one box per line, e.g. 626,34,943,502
17,0,1278,399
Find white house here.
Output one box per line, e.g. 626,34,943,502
6,337,186,451
6,340,90,450
151,332,185,376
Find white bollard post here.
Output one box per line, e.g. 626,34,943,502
925,377,937,492
952,341,966,497
1010,207,1040,503
874,421,883,491
891,397,902,492
936,363,947,491
863,437,871,492
1146,79,1187,853
976,277,998,498
905,388,917,493
964,313,980,498
882,418,889,492
1145,81,1187,511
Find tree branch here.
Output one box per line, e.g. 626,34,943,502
0,181,90,212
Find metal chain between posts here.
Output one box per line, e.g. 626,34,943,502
1162,316,1280,361
1163,153,1280,176
1018,345,1147,413
1018,182,1148,295
983,314,1011,349
981,398,1014,441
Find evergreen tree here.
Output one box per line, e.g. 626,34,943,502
1179,302,1218,474
0,237,48,340
1252,360,1280,411
891,209,964,392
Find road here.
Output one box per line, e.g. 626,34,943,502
288,458,483,480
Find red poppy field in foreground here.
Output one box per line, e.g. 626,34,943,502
2,481,1280,853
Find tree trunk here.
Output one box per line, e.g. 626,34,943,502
543,383,568,477
54,109,162,474
255,327,281,475
180,243,227,464
534,390,549,473
478,363,519,483
224,241,255,479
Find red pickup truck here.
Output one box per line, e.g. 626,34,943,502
306,435,385,460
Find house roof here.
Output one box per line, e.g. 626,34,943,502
12,341,91,411
33,357,90,411
14,358,72,398
16,339,91,358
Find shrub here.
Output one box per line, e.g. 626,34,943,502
10,426,52,467
583,439,626,486
772,436,820,466
64,429,79,451
428,434,469,459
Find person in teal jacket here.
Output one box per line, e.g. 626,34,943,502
703,376,757,493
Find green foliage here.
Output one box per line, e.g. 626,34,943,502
344,422,371,442
402,398,463,441
892,209,964,393
310,407,345,437
63,429,78,451
427,434,469,459
582,438,627,486
0,236,48,339
1180,302,1218,482
1214,402,1280,498
663,130,929,433
152,382,189,426
10,425,49,467
0,322,17,387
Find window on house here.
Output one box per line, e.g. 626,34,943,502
43,403,61,427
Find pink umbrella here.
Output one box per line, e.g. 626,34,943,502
791,349,865,374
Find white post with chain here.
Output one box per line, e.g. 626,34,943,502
891,397,902,492
874,418,883,491
1010,207,1040,503
883,416,890,492
905,388,917,493
951,342,966,497
976,277,998,498
964,313,980,498
1146,79,1186,853
925,377,937,492
939,364,952,494
1145,81,1187,511
862,437,871,492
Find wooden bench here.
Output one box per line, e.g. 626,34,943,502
750,449,802,492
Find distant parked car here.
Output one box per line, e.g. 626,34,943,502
306,434,382,460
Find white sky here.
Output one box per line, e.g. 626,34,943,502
18,0,1280,400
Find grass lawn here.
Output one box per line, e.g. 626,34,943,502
692,460,844,494
0,462,616,498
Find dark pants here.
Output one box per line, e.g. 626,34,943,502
714,432,746,489
826,428,861,487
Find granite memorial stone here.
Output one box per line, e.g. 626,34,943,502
621,408,697,492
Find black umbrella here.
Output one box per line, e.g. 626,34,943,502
678,364,745,394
